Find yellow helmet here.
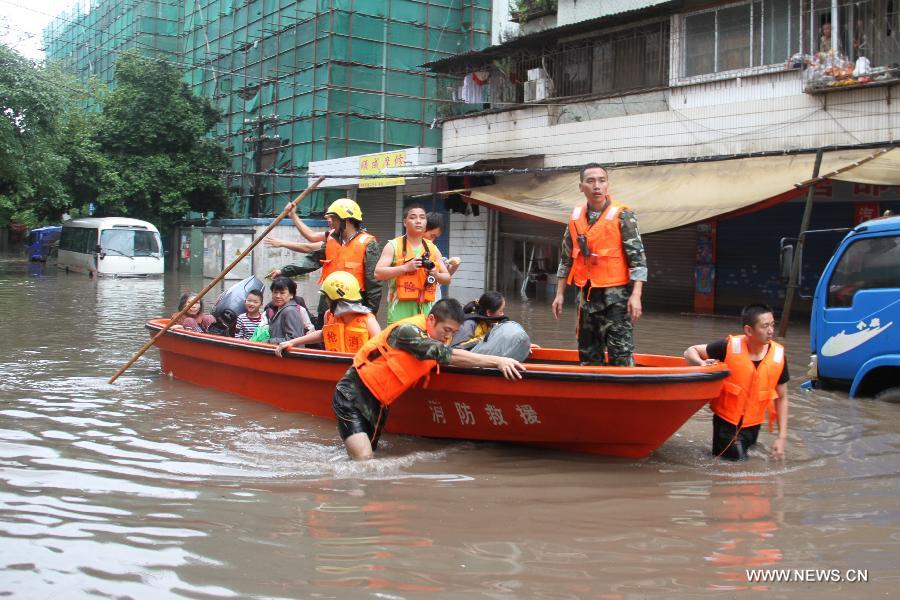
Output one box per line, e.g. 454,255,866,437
321,271,362,302
324,198,363,221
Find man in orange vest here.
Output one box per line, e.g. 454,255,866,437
267,198,382,324
552,163,647,366
333,298,525,460
684,304,790,460
375,204,451,324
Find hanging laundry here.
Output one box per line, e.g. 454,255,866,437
461,73,484,104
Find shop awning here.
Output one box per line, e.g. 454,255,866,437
467,148,898,234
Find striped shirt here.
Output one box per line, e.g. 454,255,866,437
234,313,266,340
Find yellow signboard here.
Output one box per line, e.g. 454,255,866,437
359,150,406,188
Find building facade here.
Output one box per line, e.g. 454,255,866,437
428,0,900,314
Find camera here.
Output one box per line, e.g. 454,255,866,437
420,258,436,271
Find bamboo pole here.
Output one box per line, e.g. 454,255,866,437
108,177,324,384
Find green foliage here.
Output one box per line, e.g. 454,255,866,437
94,53,228,230
0,45,73,227
0,46,228,231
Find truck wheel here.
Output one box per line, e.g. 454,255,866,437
874,387,900,403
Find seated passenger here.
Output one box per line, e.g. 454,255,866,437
234,290,267,340
266,277,314,344
174,291,215,332
451,291,533,362
275,271,381,357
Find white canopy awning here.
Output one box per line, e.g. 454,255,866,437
467,148,898,233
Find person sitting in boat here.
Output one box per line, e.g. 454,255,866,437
683,304,789,461
451,291,533,362
423,212,461,301
375,204,451,324
234,290,267,340
266,198,382,326
333,298,525,460
275,272,381,357
266,277,314,345
173,291,215,333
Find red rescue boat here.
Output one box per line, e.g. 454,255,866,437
146,319,728,458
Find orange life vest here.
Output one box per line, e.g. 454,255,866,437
712,335,785,429
321,309,371,354
318,231,375,290
352,314,439,406
566,201,630,289
391,236,439,303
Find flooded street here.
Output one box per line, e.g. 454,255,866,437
0,255,897,598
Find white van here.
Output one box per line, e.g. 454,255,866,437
58,217,164,277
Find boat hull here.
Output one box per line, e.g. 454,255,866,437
147,319,728,458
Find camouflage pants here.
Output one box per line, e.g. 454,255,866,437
577,285,634,367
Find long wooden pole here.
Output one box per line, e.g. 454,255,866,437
108,177,324,384
779,151,823,338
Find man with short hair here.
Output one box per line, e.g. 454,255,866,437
684,304,790,460
375,204,451,324
334,298,525,460
552,163,647,366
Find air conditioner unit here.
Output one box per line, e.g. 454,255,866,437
524,77,553,102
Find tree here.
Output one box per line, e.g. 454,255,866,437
0,44,72,226
95,53,228,230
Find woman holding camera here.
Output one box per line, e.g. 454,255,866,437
375,204,451,324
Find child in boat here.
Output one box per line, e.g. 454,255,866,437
275,272,381,356
174,291,215,332
333,298,525,460
451,291,533,362
234,290,266,340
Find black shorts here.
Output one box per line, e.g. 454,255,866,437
332,388,389,449
712,415,760,461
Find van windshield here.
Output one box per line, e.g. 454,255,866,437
100,229,161,257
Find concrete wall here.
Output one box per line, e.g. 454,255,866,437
557,0,669,27
447,208,489,301
442,70,899,165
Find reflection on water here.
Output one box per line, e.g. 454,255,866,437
0,255,897,596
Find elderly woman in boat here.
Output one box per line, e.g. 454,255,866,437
266,277,314,345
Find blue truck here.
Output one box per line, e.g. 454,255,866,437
803,214,900,401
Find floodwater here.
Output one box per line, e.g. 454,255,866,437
0,256,897,599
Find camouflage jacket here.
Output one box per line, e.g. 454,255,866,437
556,202,648,283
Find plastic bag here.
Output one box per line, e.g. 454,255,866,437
250,324,270,342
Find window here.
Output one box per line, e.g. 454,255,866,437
101,229,161,257
60,227,98,254
682,0,802,77
827,235,900,307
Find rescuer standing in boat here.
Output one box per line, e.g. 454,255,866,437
333,298,525,460
552,164,647,366
267,198,382,324
683,304,790,461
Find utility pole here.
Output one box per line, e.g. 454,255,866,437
779,149,824,338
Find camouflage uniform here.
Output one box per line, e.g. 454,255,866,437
557,203,648,366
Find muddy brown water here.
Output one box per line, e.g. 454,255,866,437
0,256,897,598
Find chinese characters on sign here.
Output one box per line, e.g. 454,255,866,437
426,401,539,427
359,150,406,188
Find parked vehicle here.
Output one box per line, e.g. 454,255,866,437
26,226,62,262
799,215,900,401
59,217,164,277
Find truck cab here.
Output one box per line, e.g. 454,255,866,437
808,215,900,401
